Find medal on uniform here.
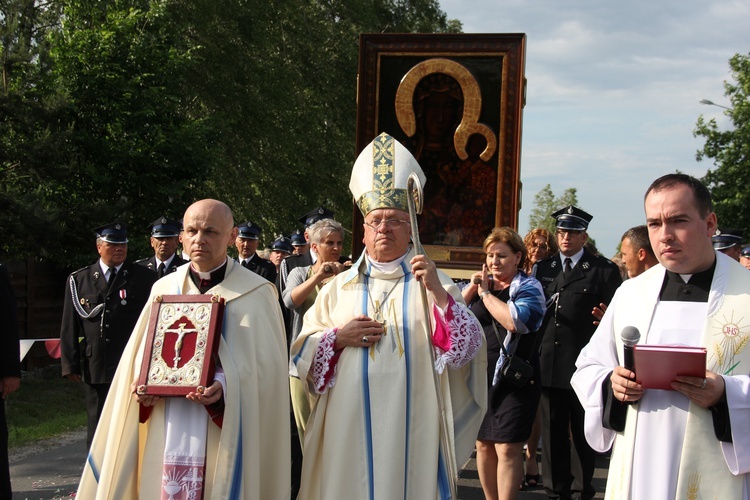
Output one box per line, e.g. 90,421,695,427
120,289,127,305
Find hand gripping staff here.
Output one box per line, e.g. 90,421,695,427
406,172,458,499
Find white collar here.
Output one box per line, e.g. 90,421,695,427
560,248,585,268
99,260,123,275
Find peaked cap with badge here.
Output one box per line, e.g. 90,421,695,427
349,132,426,216
94,222,128,244
237,221,262,240
298,206,335,228
712,228,743,251
290,229,307,247
551,205,592,231
271,235,294,255
148,216,181,238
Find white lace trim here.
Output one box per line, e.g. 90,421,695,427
434,301,482,374
312,328,338,394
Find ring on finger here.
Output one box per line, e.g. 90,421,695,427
362,336,368,343
701,378,707,389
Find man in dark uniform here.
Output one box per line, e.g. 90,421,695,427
60,222,157,448
0,264,20,500
711,227,743,262
235,221,276,283
269,235,293,271
135,216,187,277
532,206,622,500
290,229,309,255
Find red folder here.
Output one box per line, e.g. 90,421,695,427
633,344,707,391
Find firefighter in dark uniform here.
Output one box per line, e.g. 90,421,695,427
60,222,157,448
135,216,187,277
235,221,276,283
290,229,309,255
532,206,621,500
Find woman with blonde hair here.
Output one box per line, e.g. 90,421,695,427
463,227,546,500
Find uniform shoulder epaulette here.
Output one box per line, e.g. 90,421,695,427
134,257,150,264
70,265,92,276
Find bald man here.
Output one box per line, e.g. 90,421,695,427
78,199,290,499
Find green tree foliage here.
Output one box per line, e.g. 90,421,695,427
695,52,750,238
528,184,579,234
1,0,459,266
1,0,67,260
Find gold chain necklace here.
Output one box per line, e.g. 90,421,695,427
365,275,403,332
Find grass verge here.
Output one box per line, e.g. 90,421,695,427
6,365,86,449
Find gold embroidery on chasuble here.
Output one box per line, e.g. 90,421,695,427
709,309,750,375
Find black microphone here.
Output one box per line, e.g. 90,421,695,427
621,326,641,373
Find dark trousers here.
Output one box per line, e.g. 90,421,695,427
84,382,111,449
540,387,596,500
1,400,10,500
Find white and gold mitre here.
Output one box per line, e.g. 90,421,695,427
349,132,426,216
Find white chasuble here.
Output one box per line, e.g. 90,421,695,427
77,259,291,499
292,249,486,500
572,253,750,500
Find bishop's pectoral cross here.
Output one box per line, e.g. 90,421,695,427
371,297,404,360
165,322,199,369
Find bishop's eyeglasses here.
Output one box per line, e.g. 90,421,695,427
363,219,411,231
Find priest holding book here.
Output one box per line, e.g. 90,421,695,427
572,173,750,499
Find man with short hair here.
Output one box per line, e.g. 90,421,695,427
235,221,276,283
572,174,750,498
619,225,658,278
533,206,622,500
60,222,157,448
135,216,187,278
291,133,485,499
78,199,290,498
712,228,743,262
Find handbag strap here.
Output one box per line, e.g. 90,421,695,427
491,318,513,357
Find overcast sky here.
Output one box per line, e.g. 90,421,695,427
439,0,749,255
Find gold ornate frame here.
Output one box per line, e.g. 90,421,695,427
354,34,526,277
137,294,224,396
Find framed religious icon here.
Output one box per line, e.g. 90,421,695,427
136,294,224,397
353,33,526,278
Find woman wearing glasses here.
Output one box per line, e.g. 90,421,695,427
523,228,557,276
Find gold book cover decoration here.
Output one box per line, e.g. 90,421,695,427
137,294,224,396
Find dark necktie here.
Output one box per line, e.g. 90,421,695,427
242,259,250,268
157,262,166,278
108,266,117,284
563,257,573,276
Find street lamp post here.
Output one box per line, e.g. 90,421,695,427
699,99,732,111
